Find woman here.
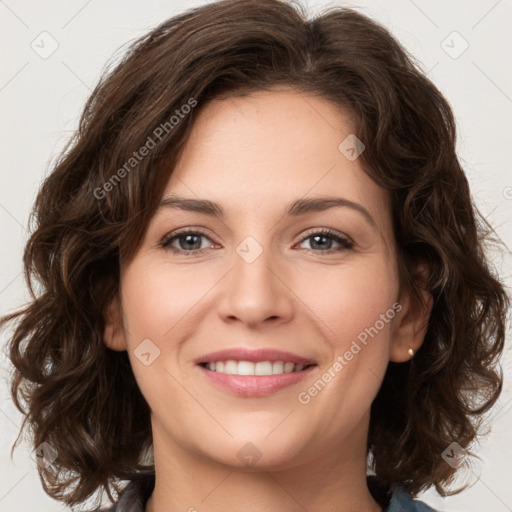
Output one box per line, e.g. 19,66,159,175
1,1,508,511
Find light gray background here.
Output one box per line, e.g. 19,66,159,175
1,1,511,511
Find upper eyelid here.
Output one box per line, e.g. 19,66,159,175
161,227,216,243
295,227,353,245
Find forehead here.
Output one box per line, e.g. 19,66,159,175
162,89,392,236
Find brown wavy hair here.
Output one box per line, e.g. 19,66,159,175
1,0,509,506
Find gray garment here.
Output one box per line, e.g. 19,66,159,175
387,489,438,512
98,474,438,512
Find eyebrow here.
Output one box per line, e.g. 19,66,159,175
158,194,377,228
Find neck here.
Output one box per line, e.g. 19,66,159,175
145,414,382,512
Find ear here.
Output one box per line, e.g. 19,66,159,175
389,273,433,363
103,293,128,351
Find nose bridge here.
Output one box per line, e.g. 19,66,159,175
218,235,293,326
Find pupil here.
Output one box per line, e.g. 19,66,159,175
181,234,201,250
311,235,331,250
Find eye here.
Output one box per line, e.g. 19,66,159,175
297,229,354,253
160,227,353,255
160,229,218,254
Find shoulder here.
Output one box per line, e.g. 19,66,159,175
386,488,438,512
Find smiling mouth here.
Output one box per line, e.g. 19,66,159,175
199,360,315,376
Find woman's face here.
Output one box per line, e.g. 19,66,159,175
106,89,419,471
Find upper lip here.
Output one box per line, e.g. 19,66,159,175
195,348,316,365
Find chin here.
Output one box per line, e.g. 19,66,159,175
196,428,314,471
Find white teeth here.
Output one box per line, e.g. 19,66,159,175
224,360,238,374
272,361,284,374
204,360,307,375
238,361,255,375
255,361,273,376
284,362,295,373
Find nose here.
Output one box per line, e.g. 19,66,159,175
217,242,295,329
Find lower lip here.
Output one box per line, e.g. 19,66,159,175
198,365,316,397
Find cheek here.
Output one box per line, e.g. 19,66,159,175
120,260,214,341
293,268,399,439
294,258,399,419
119,259,223,401
295,257,399,350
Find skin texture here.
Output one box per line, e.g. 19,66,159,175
104,89,431,512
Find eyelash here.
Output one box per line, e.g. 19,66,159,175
160,228,354,255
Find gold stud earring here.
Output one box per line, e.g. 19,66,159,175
408,348,415,357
